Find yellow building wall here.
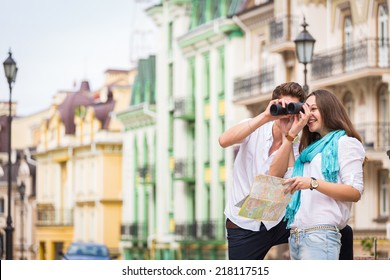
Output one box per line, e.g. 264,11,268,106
102,202,122,253
35,226,73,260
101,153,122,199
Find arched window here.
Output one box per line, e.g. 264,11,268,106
344,16,353,46
343,92,354,120
378,4,389,67
379,170,389,216
344,16,353,71
378,88,389,148
0,197,4,214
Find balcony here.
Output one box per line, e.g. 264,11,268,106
36,208,73,227
174,159,195,182
174,98,195,121
311,39,390,87
355,122,390,152
175,221,222,241
268,15,300,53
138,164,155,185
121,222,147,241
233,67,274,104
174,223,198,240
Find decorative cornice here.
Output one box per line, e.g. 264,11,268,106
115,103,156,130
177,18,242,53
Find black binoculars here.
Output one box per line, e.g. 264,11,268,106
270,102,304,116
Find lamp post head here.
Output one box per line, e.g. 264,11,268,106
3,50,18,86
294,17,316,64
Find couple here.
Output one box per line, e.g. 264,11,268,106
219,82,365,260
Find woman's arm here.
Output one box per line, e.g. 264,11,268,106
268,135,295,177
269,105,311,177
283,136,365,202
283,177,361,202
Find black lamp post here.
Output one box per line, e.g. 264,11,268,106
294,17,316,93
18,182,25,260
3,50,18,260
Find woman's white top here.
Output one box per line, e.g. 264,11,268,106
290,135,366,230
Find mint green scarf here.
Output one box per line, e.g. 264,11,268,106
284,130,346,228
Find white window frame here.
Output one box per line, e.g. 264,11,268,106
379,170,389,217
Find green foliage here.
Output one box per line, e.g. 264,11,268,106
361,237,374,256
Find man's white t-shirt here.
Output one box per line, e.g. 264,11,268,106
224,121,299,231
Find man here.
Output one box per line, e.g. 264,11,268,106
219,82,354,260
219,82,305,259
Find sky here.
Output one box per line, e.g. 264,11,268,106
0,0,159,116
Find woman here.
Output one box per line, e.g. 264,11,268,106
269,89,365,260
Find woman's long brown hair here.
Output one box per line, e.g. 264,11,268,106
299,89,363,153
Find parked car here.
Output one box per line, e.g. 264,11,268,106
59,242,117,260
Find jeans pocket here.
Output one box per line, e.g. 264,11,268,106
326,231,342,246
305,231,327,247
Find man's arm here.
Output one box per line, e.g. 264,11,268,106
219,99,285,148
218,113,271,148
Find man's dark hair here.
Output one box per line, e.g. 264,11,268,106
272,82,306,102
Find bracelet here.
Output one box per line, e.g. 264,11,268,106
247,120,254,132
285,133,295,142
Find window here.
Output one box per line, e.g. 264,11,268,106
218,116,225,163
168,21,173,55
204,120,210,164
0,197,4,214
344,16,353,71
217,47,225,97
203,53,210,100
343,92,354,120
378,4,389,67
379,170,389,217
378,88,389,148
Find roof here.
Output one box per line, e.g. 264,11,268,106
58,81,94,134
92,91,116,130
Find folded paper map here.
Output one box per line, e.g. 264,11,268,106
238,174,292,221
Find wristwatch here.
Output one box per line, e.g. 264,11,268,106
285,133,295,142
310,177,319,191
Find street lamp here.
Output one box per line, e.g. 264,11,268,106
3,50,18,260
294,17,316,93
17,181,25,260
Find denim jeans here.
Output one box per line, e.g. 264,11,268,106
289,226,342,260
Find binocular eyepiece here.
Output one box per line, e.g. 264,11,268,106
270,102,304,116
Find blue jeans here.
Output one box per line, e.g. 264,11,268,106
289,226,342,260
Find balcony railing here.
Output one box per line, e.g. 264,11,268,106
121,223,147,240
174,159,195,182
355,122,390,151
233,67,274,102
175,221,222,241
174,98,195,121
312,38,390,81
138,164,155,184
36,208,73,226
